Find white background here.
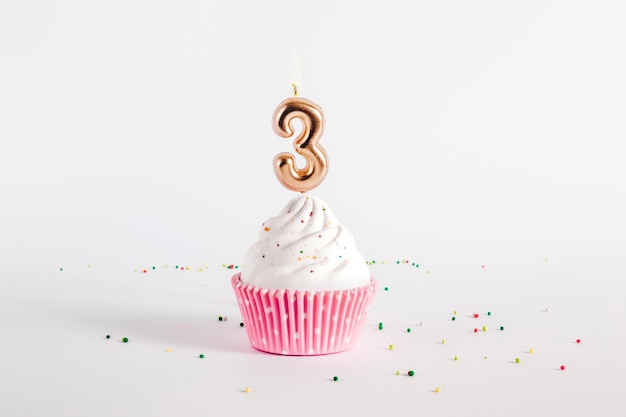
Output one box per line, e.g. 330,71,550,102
1,1,625,416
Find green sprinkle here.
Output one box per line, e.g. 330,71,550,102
500,326,504,331
333,376,338,381
487,311,492,316
384,287,389,291
106,335,110,339
59,268,63,271
175,265,179,269
199,354,205,359
415,264,419,268
218,316,223,321
396,261,400,264
454,356,459,361
235,265,239,269
152,266,156,270
408,370,415,376
515,357,520,363
122,337,128,343
407,328,411,333
451,316,456,321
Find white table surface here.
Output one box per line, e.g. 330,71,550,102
2,251,623,417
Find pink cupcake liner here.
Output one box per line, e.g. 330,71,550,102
231,273,377,355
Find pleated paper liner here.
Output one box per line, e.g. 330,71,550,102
232,273,377,355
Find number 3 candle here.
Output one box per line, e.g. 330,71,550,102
271,52,329,193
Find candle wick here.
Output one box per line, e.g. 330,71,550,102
291,83,299,97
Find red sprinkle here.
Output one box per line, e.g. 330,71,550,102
560,365,566,370
576,339,581,343
309,211,313,216
474,328,478,333
142,269,147,273
473,313,479,318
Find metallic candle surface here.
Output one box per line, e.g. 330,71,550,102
271,96,329,192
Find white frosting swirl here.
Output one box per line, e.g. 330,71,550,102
241,193,371,291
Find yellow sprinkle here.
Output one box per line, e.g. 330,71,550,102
453,310,457,315
482,326,487,331
165,347,172,352
529,348,534,354
435,387,441,393
396,371,400,375
441,339,446,344
454,356,458,361
388,344,394,350
245,387,251,393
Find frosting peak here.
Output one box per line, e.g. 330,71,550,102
241,193,370,290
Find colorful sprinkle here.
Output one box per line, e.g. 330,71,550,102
218,316,223,321
441,339,446,344
473,313,479,318
451,316,456,321
407,328,411,333
474,328,478,333
435,387,441,393
482,326,487,332
106,335,110,339
333,376,339,381
389,344,394,350
576,339,581,344
454,356,459,361
122,337,129,343
529,348,534,354
264,227,271,231
165,347,172,353
240,322,244,327
500,326,504,331
419,321,426,327
515,357,521,363
408,370,415,376
560,365,566,371
199,354,205,358
384,287,388,291
245,387,252,393
487,311,492,316
396,371,400,375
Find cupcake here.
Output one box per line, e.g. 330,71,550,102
232,193,376,355
231,89,376,355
